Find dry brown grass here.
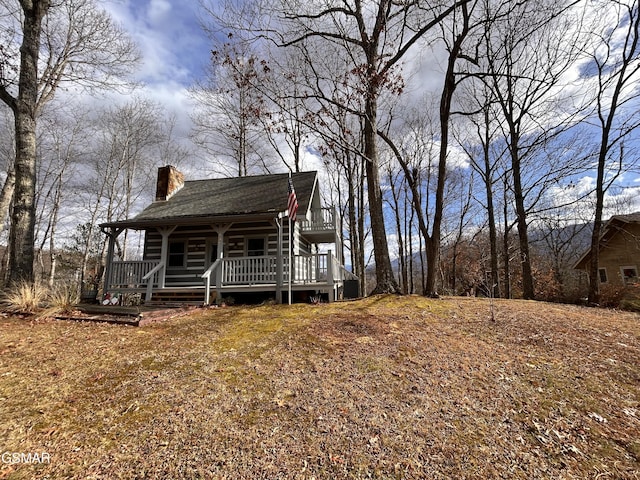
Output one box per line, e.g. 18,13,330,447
0,295,638,479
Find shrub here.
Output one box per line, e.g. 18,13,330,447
221,296,235,306
43,284,80,317
599,283,625,308
599,283,640,312
619,283,640,313
2,281,49,315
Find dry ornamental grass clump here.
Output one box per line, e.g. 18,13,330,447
0,295,638,479
1,281,49,315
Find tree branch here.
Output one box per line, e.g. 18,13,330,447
0,85,17,113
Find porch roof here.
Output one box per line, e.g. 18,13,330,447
101,171,317,229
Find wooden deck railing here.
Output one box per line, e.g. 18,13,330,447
111,252,355,305
222,256,278,284
214,253,337,285
110,260,160,289
299,207,337,232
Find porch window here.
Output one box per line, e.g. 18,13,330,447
620,266,638,285
246,237,266,257
168,241,186,267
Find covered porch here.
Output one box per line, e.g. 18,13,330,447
105,251,355,305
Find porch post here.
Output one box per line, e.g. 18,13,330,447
213,224,231,303
275,214,284,304
101,227,124,295
327,249,335,302
288,215,293,305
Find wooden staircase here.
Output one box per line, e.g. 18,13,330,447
145,288,210,306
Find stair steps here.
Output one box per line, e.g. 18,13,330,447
145,288,210,306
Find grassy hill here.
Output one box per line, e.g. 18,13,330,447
0,295,638,479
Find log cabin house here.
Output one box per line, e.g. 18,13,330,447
574,212,640,288
99,166,355,305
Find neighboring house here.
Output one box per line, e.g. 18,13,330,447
574,212,640,288
99,166,355,304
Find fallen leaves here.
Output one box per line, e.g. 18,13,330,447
0,295,639,479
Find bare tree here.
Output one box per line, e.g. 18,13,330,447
478,0,586,299
0,0,50,284
253,47,314,173
315,101,368,295
376,0,478,297
455,81,507,298
0,0,139,283
0,109,15,237
385,164,408,293
70,98,185,288
191,43,273,177
203,0,481,293
378,101,439,295
585,0,640,304
424,0,477,296
34,101,86,286
441,167,479,295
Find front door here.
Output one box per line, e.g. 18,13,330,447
207,240,225,267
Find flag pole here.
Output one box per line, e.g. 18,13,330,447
288,171,293,305
286,171,298,305
288,212,292,305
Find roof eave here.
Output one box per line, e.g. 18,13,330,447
99,211,283,230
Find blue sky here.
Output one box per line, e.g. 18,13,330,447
99,0,212,140
104,0,210,87
98,0,640,220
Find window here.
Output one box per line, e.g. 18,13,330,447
598,268,608,284
620,266,638,285
246,238,266,257
167,241,186,267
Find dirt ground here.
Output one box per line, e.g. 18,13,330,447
0,295,638,479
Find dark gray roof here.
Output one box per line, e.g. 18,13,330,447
610,212,640,224
102,171,317,228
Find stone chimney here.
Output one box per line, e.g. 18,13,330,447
155,165,184,201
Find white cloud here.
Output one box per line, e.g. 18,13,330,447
546,175,640,222
148,0,171,24
102,0,209,87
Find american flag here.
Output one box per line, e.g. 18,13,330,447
287,176,298,221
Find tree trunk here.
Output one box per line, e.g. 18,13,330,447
364,94,399,295
481,107,500,298
586,0,639,304
346,154,363,297
502,187,512,299
388,170,407,293
357,168,366,294
511,152,535,299
587,139,608,305
0,165,16,235
8,0,50,284
486,183,500,298
10,102,38,285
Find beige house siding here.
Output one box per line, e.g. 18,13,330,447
592,223,640,287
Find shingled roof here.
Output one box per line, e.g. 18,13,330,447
102,171,318,228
